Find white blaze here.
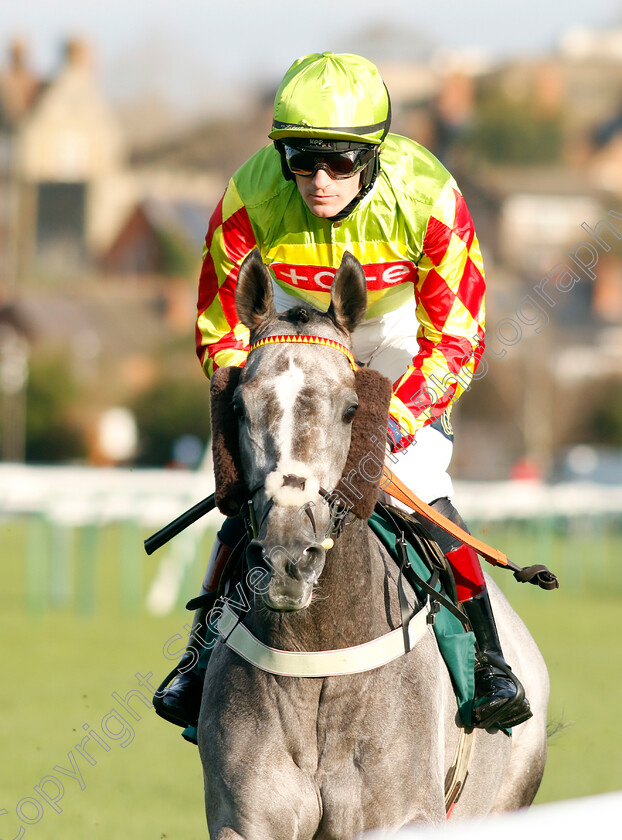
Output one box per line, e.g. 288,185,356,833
265,359,320,507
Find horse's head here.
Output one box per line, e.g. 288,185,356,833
233,249,367,611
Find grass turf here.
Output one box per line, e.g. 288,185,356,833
1,518,621,837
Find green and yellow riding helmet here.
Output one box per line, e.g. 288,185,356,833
270,52,392,198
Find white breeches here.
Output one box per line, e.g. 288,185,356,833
351,298,455,506
383,424,454,506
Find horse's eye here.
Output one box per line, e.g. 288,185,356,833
233,400,245,420
343,404,358,424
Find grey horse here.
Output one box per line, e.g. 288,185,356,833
198,250,549,839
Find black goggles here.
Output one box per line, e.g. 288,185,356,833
282,144,377,179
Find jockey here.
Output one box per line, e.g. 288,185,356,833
153,52,532,733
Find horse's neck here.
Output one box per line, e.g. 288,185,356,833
250,519,395,651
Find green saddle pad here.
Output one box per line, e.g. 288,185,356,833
367,507,475,725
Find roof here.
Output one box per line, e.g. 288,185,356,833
0,40,43,129
130,106,273,180
478,164,603,198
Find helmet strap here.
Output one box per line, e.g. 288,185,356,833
274,140,296,182
328,153,379,222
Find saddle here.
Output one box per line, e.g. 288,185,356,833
145,362,557,724
182,497,476,724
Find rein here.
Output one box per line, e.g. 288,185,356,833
145,331,558,591
384,473,558,589
249,333,558,589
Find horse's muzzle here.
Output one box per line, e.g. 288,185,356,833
247,539,326,611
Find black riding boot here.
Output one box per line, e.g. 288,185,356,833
152,536,233,729
152,599,216,729
462,590,533,729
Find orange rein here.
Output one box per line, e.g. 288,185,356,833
383,470,508,567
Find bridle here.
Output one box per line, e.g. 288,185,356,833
244,332,359,545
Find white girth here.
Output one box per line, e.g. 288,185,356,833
216,601,433,678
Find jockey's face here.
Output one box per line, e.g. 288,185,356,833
295,168,361,218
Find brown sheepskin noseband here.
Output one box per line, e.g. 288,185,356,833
333,367,392,520
210,365,392,520
210,366,247,516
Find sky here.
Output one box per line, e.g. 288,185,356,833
2,0,622,117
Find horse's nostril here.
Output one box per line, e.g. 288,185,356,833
300,544,326,575
303,544,325,561
282,474,306,490
283,545,325,581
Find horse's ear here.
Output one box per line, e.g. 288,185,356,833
236,248,277,331
327,251,367,334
